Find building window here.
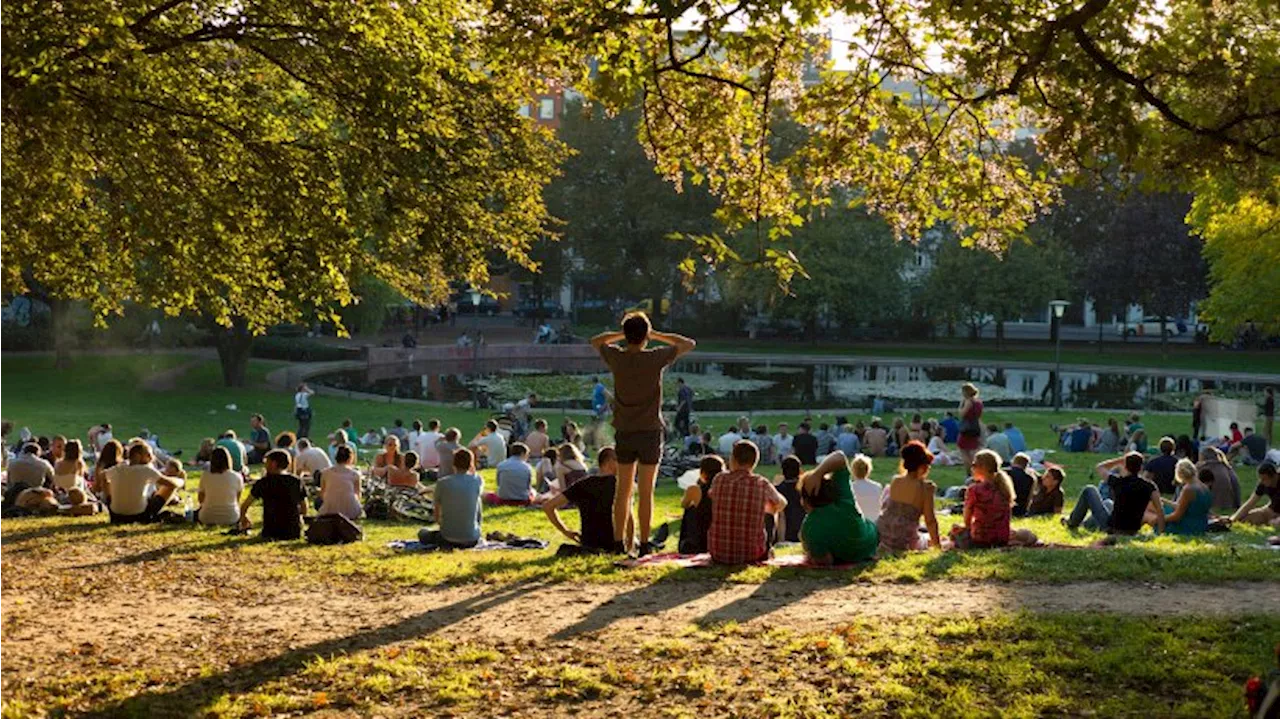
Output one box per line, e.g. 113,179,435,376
539,98,555,119
518,104,530,118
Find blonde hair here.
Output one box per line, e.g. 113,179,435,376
973,449,1016,507
961,383,979,398
1174,458,1197,485
850,454,872,479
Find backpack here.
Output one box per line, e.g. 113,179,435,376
305,514,363,545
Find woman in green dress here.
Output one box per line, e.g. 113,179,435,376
798,451,880,564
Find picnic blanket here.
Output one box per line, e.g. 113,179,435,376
385,538,549,553
616,552,866,570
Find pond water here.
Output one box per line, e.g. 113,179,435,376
309,358,1269,412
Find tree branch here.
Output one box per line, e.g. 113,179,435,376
1071,26,1277,159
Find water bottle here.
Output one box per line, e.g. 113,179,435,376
183,496,195,523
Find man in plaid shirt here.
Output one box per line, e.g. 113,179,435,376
708,440,788,564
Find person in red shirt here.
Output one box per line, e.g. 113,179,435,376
707,440,788,564
962,450,1038,548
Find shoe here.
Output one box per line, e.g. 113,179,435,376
650,523,670,546
637,541,657,558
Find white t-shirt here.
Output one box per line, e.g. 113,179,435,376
514,399,532,423
851,478,884,522
199,470,244,526
415,431,443,468
476,432,507,464
717,431,742,456
294,446,333,476
773,433,794,457
108,464,163,515
294,391,310,410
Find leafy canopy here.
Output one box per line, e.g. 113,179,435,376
2,0,563,332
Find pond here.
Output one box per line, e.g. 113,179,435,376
308,357,1271,412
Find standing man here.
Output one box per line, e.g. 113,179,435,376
294,383,315,439
591,313,696,555
675,377,694,438
514,393,537,439
1264,388,1275,446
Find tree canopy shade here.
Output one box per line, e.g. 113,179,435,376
2,0,563,379
491,0,1278,283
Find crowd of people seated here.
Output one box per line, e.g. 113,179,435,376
2,376,1277,562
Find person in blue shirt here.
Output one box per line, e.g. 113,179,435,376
939,412,960,444
1064,420,1094,453
419,447,483,548
1003,422,1027,454
836,424,861,455
591,377,609,418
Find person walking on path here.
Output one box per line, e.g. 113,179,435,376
294,383,315,439
591,313,696,555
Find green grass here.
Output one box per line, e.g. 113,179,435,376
3,352,1278,586
692,338,1280,374
11,613,1276,717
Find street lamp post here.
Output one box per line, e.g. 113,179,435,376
470,288,482,409
1049,300,1070,412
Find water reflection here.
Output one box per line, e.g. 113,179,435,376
310,359,1264,411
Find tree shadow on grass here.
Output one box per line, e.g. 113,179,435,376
69,534,255,569
551,568,725,640
693,570,834,629
1,515,111,546
79,579,544,719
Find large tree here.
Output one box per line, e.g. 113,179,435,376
545,101,720,324
490,0,1277,332
3,1,562,381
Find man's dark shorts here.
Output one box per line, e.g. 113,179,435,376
615,430,664,465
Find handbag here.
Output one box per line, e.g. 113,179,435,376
959,416,981,437
305,514,363,545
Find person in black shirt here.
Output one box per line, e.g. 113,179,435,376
238,450,307,540
771,455,806,543
678,455,726,554
1227,461,1279,528
791,423,819,465
543,447,631,553
1007,453,1036,516
1143,436,1179,494
1064,453,1162,535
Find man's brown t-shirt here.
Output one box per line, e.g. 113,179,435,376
598,344,679,432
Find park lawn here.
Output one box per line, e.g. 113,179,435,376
692,337,1280,374
6,610,1275,718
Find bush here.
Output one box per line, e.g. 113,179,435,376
251,337,361,363
0,324,53,351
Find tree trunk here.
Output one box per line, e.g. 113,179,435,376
1160,319,1169,358
995,318,1005,351
50,297,75,369
649,291,665,326
215,318,254,387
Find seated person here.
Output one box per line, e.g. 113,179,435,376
215,431,248,472
876,441,942,553
772,455,805,543
293,438,333,481
678,455,726,554
1144,437,1179,495
960,450,1037,548
524,420,551,460
717,426,743,457
63,487,99,516
1006,453,1036,517
849,453,883,522
194,438,217,466
52,439,88,494
1063,420,1094,453
1025,465,1066,517
1064,452,1163,535
1227,461,1280,529
544,446,633,554
434,428,462,465
198,447,244,527
370,436,403,479
6,442,54,494
238,450,307,540
245,415,271,465
535,448,558,494
836,424,861,456
1096,419,1123,455
984,424,1013,462
274,431,297,456
862,421,889,457
798,451,879,564
1126,413,1148,453
360,428,382,446
685,431,714,457
1152,459,1213,535
486,443,534,505
12,487,60,516
419,448,483,549
319,446,364,520
1229,427,1269,466
1198,447,1243,512
1003,422,1027,454
752,425,776,465
469,420,508,468
926,426,961,467
388,451,422,488
707,440,787,564
554,443,589,492
103,443,168,524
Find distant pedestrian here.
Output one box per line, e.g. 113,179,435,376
675,377,694,437
294,383,314,439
